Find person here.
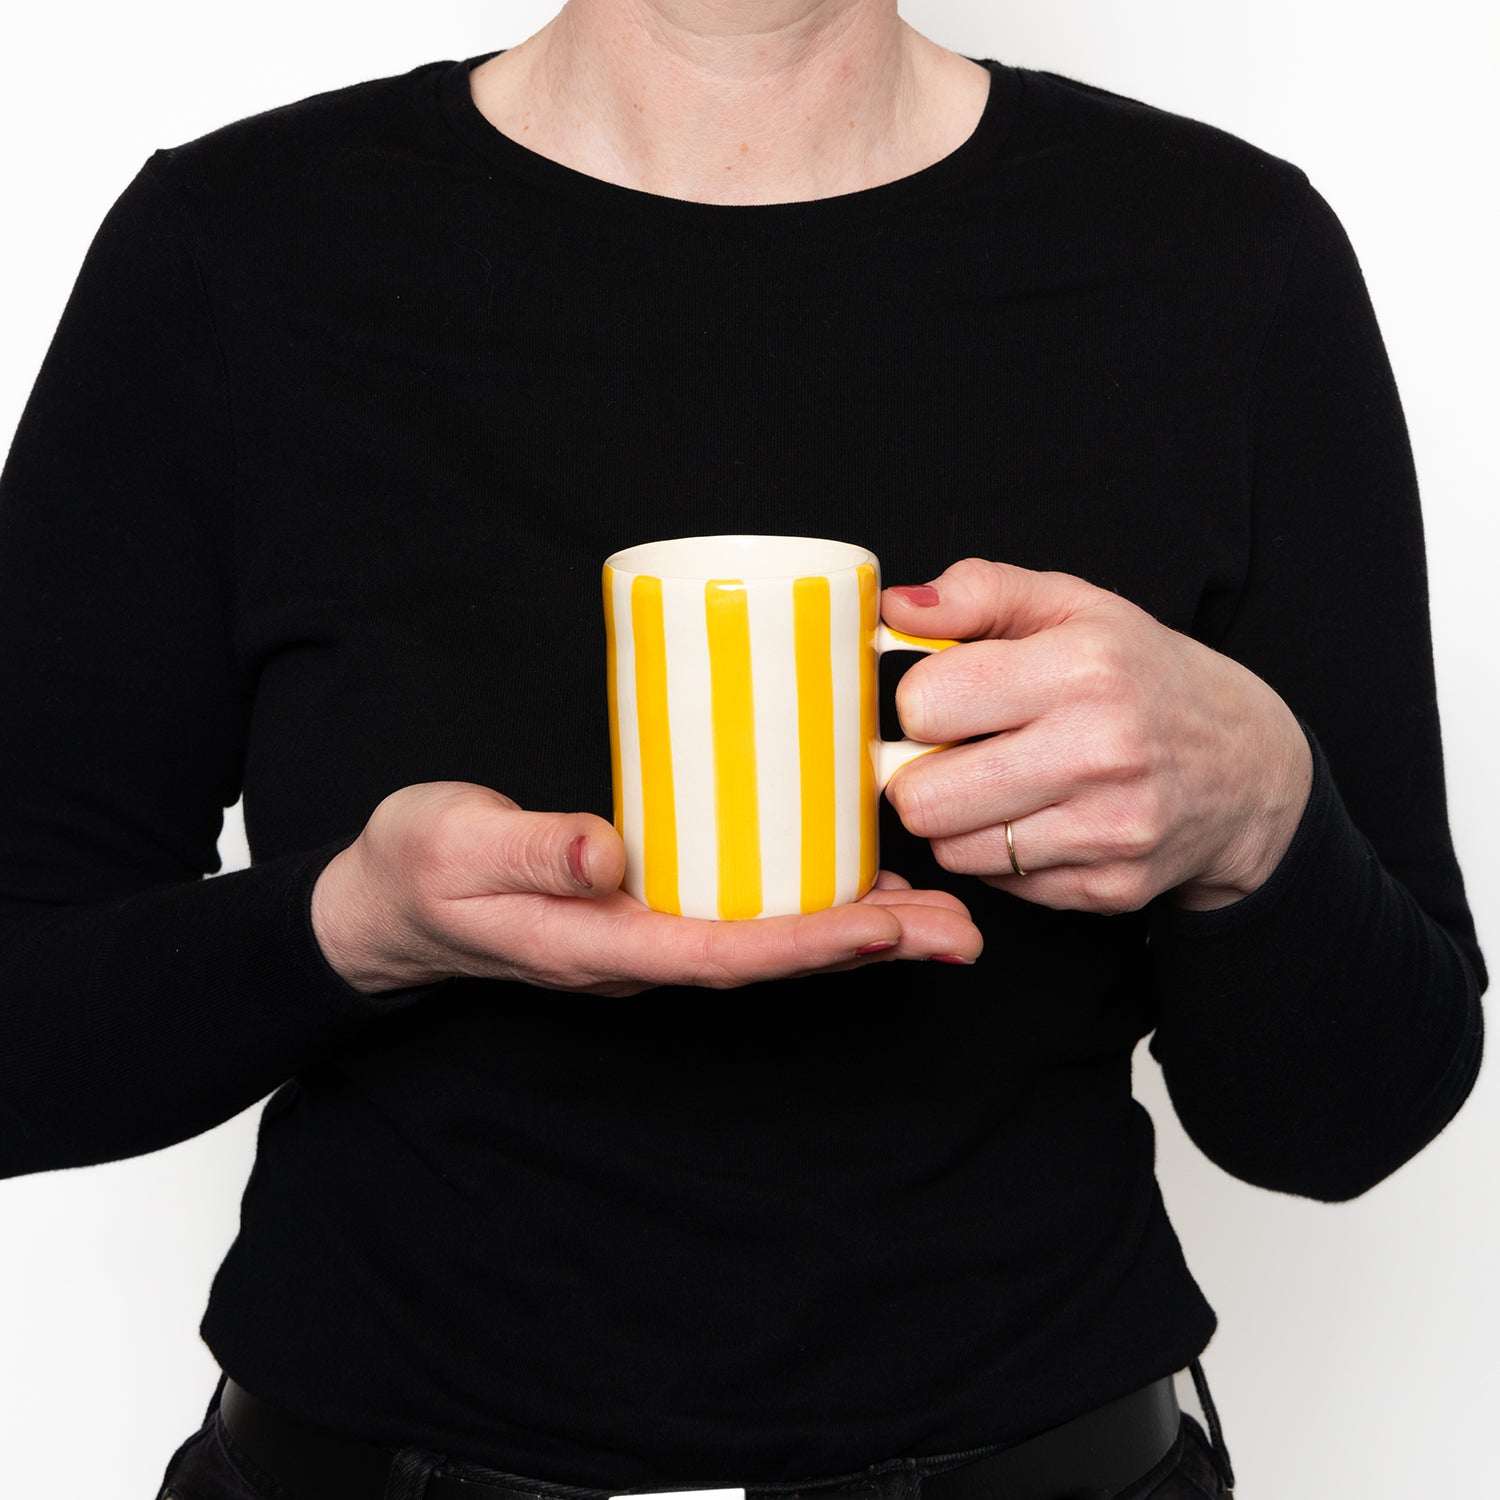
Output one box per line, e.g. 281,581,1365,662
0,1,1485,1497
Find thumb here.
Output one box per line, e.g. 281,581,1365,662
882,557,1102,642
465,805,627,899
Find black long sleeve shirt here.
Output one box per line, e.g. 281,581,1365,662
0,51,1484,1486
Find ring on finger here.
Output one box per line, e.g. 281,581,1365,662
1004,819,1027,878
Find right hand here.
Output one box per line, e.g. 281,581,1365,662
311,782,984,997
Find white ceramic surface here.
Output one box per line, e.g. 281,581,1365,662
604,535,949,919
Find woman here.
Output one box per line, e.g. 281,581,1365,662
0,2,1484,1497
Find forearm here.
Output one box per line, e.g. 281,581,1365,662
1148,735,1483,1200
0,841,424,1178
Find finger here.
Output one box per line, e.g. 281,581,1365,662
882,557,1105,645
870,868,914,891
885,724,1080,841
858,883,973,918
585,894,983,988
597,899,904,986
892,633,1081,745
852,899,984,963
448,805,627,900
978,859,1161,919
929,802,1117,880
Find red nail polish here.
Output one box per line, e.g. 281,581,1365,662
890,584,941,607
856,940,897,955
928,954,974,965
566,834,592,890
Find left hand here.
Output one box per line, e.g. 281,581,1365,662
881,558,1314,914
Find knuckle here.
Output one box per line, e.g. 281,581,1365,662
694,928,749,990
1078,715,1149,785
1115,819,1158,861
894,672,935,742
930,836,975,875
888,770,942,837
1072,738,1121,786
703,964,747,990
418,795,474,871
1085,867,1153,916
1094,798,1161,860
1068,631,1130,700
952,556,1000,592
787,916,819,964
710,962,755,990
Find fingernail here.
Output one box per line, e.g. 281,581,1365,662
928,954,975,965
890,584,941,607
566,834,592,890
855,940,898,955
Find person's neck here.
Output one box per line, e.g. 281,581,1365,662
469,0,990,205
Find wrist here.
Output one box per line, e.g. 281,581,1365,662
311,841,442,994
1173,707,1313,912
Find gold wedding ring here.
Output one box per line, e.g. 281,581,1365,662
1004,820,1027,877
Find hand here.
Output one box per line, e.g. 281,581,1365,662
311,782,983,996
881,559,1313,914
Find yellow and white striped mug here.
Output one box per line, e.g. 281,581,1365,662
602,534,955,920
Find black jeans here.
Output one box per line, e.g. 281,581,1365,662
155,1375,1235,1500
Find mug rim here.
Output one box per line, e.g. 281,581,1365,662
605,533,876,581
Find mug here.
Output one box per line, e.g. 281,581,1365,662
602,534,953,920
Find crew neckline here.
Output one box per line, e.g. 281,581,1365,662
437,51,1019,230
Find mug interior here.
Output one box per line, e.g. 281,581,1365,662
606,534,873,580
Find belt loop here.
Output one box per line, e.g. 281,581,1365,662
886,1458,920,1500
1187,1358,1235,1493
384,1444,443,1500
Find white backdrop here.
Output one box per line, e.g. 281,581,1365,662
0,3,1494,1496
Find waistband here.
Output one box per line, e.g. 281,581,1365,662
216,1374,1183,1500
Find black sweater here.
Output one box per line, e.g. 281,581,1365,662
0,51,1484,1487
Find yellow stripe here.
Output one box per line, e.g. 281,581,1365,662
857,562,879,897
706,580,762,919
884,626,958,653
602,566,623,833
794,575,836,913
632,575,679,914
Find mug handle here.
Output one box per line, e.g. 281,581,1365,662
873,624,961,791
